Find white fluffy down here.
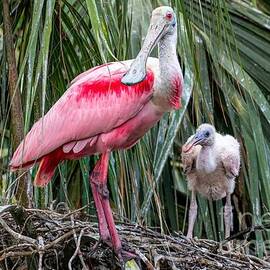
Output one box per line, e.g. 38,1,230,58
182,130,240,200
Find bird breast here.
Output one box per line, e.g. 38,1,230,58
188,145,235,200
183,131,239,200
188,168,235,200
196,147,217,174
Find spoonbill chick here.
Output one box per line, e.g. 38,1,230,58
181,124,240,239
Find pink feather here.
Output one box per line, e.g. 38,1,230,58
10,61,155,169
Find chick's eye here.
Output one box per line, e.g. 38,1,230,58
205,131,210,137
166,12,173,20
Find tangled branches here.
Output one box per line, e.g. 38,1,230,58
0,205,269,269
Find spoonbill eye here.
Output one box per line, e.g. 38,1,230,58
205,131,210,137
166,12,173,20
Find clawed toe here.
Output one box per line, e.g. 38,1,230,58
89,239,102,255
90,235,111,255
121,249,137,262
90,240,140,270
116,250,140,270
90,236,139,268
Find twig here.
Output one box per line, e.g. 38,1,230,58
38,249,44,270
61,204,91,219
222,224,270,244
11,258,20,270
0,216,36,246
25,208,63,216
69,213,88,269
44,230,79,250
0,205,16,215
0,243,33,255
68,228,88,270
38,236,45,270
0,251,35,261
1,207,270,269
245,254,270,268
136,249,155,270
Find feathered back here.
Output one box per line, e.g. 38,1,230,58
216,134,240,178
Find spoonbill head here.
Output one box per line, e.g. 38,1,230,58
183,124,216,153
122,6,177,85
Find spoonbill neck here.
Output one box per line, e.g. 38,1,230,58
154,32,182,111
197,144,217,173
159,32,179,72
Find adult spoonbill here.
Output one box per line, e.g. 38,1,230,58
10,6,183,262
181,124,240,239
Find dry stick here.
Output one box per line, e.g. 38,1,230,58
135,249,155,270
26,208,63,216
2,0,29,206
38,236,45,270
52,249,59,270
131,230,257,268
10,257,21,270
44,230,79,250
0,217,37,246
0,243,34,255
69,214,88,270
1,207,269,269
61,204,91,219
68,229,88,270
0,251,35,262
243,254,270,268
38,249,44,270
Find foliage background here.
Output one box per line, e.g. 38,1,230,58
1,0,270,258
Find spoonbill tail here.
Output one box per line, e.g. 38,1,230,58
11,6,183,263
181,124,240,239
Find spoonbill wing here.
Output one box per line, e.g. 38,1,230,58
11,61,155,168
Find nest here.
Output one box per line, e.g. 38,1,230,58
0,205,269,270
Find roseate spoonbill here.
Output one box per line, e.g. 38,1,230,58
10,6,183,263
181,124,240,239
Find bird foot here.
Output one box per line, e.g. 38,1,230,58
101,240,139,268
89,235,111,256
186,233,192,239
119,246,137,262
89,239,102,255
92,237,138,260
116,248,140,270
89,237,140,270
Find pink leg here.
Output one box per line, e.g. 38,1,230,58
224,193,232,239
90,153,123,259
187,190,197,239
90,172,110,242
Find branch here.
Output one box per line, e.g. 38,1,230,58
0,216,37,246
0,251,35,262
68,228,88,270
